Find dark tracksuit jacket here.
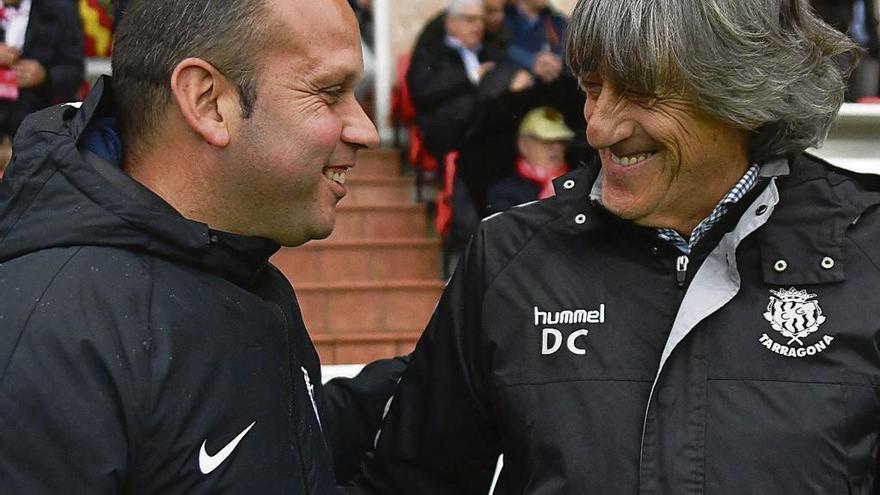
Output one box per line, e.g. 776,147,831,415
0,78,403,494
345,155,880,494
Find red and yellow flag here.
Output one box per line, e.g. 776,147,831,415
78,0,114,57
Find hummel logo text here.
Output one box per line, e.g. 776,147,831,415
198,422,256,475
534,305,605,325
534,305,606,355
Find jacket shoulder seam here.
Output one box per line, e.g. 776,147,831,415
0,246,83,382
483,209,559,293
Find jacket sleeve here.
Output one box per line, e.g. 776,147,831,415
321,355,409,484
340,228,501,494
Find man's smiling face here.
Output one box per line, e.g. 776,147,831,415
224,0,379,246
579,73,751,234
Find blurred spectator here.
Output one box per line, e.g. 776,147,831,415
850,0,879,98
455,69,589,225
0,0,84,169
407,0,519,164
503,0,566,84
812,0,879,99
348,0,375,103
485,106,573,215
414,0,509,56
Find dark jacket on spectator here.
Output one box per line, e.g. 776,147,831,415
0,0,84,138
812,0,879,56
414,11,511,65
456,77,592,220
406,29,513,161
502,3,567,72
485,173,543,215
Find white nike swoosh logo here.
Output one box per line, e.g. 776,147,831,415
198,421,256,475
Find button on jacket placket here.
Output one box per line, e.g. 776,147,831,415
638,179,781,490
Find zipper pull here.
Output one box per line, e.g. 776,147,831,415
676,255,689,287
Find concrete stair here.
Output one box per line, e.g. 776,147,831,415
273,238,440,283
271,148,442,364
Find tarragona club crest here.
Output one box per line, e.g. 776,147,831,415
759,287,834,358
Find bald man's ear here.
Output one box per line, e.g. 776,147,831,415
170,58,238,148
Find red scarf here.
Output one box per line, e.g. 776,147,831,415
515,156,569,200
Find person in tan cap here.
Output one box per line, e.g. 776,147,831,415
485,105,574,214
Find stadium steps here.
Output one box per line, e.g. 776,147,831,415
270,148,442,364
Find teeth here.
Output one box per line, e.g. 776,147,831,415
324,168,348,185
610,152,654,167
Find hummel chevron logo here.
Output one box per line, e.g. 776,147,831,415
198,421,256,475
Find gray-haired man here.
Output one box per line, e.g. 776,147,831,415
342,0,880,493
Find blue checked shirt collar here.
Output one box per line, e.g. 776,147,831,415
656,164,761,254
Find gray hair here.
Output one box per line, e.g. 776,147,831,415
112,0,281,157
565,0,862,163
448,0,483,16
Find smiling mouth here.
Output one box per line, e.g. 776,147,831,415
323,166,350,185
610,151,656,167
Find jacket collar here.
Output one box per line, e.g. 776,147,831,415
551,154,880,286
1,76,280,287
758,153,880,285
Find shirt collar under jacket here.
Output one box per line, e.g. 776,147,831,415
444,35,482,84
586,159,790,253
656,164,761,254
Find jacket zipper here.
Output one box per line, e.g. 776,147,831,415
641,253,690,479
675,255,689,288
272,302,313,495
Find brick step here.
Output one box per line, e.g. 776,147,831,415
330,204,429,240
354,148,403,177
343,176,415,205
272,239,440,283
297,280,444,335
313,332,421,365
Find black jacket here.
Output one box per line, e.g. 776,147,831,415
345,154,880,494
0,0,84,137
0,79,402,493
407,29,514,160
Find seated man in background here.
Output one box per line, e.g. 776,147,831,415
342,0,879,492
0,0,84,170
407,0,518,164
413,0,509,57
485,105,573,215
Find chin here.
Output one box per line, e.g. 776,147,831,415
309,218,337,242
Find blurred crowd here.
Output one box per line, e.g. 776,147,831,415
0,0,878,190
0,0,118,172
813,0,879,101
399,0,593,255
392,0,880,258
